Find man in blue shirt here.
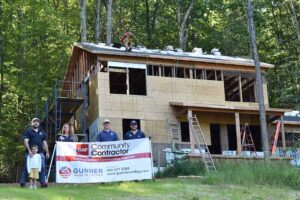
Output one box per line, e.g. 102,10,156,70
20,118,49,188
124,120,145,140
96,119,119,142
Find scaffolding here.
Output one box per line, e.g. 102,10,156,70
42,80,88,144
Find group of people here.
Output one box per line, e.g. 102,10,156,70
96,119,145,142
20,118,145,188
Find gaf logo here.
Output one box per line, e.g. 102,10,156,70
76,144,89,156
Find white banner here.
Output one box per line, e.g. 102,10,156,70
56,138,153,183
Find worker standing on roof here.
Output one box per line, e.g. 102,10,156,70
124,120,145,140
96,119,119,142
120,32,133,52
20,118,49,188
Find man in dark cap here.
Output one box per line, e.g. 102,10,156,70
124,120,145,140
20,118,49,188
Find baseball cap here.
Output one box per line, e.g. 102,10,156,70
31,118,40,123
103,119,110,124
130,120,137,125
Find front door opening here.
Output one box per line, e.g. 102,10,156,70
209,124,221,154
227,124,237,151
180,122,190,142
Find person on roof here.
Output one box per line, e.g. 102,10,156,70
120,32,133,52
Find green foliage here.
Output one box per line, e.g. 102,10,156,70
201,160,300,188
156,159,205,178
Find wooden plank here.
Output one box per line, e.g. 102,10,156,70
126,68,129,95
280,116,286,150
235,112,242,155
169,102,290,116
96,54,268,73
239,75,243,102
187,109,195,153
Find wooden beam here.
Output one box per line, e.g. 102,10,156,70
187,109,195,153
126,68,129,95
235,112,242,155
239,75,243,102
96,54,268,73
280,116,286,151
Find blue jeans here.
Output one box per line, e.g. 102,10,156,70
20,153,46,185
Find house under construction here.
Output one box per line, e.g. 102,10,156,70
43,43,291,166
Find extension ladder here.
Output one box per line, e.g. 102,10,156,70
270,121,281,156
189,115,216,172
241,123,257,156
167,120,181,151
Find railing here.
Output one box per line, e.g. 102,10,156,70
55,80,86,99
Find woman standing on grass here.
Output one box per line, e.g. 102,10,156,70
58,123,78,142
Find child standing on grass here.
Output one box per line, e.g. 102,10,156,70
27,145,41,189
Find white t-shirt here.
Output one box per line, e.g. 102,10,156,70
27,154,42,173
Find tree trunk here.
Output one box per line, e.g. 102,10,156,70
106,0,113,46
177,0,194,51
287,0,300,42
246,0,270,162
0,35,3,118
145,0,160,47
95,0,102,43
0,0,2,118
80,0,87,42
17,9,24,78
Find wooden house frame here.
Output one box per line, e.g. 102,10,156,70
61,42,289,165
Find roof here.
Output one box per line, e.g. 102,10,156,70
283,116,300,122
75,42,274,69
169,101,290,116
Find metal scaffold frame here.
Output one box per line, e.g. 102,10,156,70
42,80,88,144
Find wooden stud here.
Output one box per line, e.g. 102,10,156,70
187,109,195,153
280,116,286,151
235,112,242,155
239,75,243,102
126,68,129,95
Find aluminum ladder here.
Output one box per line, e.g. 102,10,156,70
189,115,216,172
167,120,181,151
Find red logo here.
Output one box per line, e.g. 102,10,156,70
59,166,72,178
76,144,89,156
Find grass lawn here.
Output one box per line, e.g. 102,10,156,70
0,178,299,200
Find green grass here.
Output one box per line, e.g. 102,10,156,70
0,178,300,200
202,161,300,188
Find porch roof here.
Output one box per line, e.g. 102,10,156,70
169,101,291,119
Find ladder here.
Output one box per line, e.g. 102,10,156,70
270,121,281,156
241,123,257,157
167,120,181,152
189,115,216,172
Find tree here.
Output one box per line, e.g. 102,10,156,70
80,0,87,42
0,2,3,118
286,0,300,42
246,0,270,161
106,0,112,45
177,0,194,51
95,0,102,43
145,0,160,47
